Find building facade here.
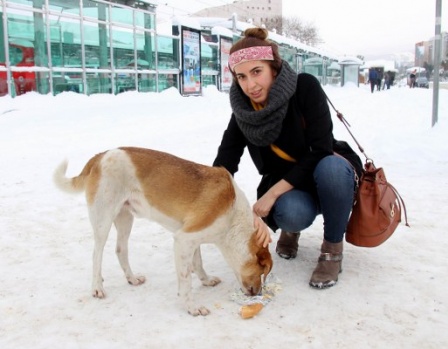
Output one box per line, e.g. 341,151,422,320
194,0,282,29
0,0,181,97
415,32,448,69
0,0,342,98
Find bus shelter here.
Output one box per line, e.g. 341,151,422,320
338,57,363,87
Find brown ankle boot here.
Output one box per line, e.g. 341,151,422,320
276,231,300,260
309,240,343,289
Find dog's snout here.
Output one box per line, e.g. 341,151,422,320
246,286,256,296
244,287,262,297
242,283,262,297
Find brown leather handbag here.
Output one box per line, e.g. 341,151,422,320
346,161,409,247
327,97,410,247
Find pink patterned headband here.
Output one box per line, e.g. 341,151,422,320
228,46,274,71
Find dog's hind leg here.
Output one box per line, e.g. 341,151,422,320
114,207,146,287
192,247,221,287
90,207,114,299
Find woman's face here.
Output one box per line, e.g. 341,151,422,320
234,60,277,106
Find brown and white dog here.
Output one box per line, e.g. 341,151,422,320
53,147,272,316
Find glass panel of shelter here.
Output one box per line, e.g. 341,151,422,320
1,1,332,97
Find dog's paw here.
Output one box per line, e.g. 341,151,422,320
92,288,106,299
188,306,211,316
127,275,146,286
201,276,221,287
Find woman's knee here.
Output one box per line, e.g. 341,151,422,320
272,190,318,232
314,155,355,189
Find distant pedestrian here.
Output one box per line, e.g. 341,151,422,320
376,69,382,91
383,72,391,90
389,73,395,86
409,71,416,88
368,69,378,93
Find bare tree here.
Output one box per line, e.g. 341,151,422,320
266,16,320,46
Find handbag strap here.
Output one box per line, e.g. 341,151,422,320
388,182,410,227
325,94,410,227
325,95,370,162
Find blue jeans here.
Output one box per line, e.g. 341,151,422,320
272,155,356,243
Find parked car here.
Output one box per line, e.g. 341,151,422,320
415,76,429,88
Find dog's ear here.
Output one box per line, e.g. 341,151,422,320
256,248,273,282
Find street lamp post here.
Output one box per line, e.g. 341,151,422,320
432,0,442,127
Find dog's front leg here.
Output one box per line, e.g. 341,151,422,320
192,247,221,287
174,236,210,316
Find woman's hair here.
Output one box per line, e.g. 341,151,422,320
230,28,282,76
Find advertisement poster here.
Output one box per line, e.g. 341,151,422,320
181,27,201,95
220,37,232,91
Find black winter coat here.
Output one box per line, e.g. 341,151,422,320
213,73,362,199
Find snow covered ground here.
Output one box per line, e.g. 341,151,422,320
1,82,447,348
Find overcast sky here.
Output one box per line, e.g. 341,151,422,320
155,0,447,58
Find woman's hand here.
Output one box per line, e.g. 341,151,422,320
252,179,293,247
253,179,293,218
253,193,276,218
253,213,272,248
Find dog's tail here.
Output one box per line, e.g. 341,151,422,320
54,152,105,194
53,160,86,194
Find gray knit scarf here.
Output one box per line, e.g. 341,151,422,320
229,60,298,146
